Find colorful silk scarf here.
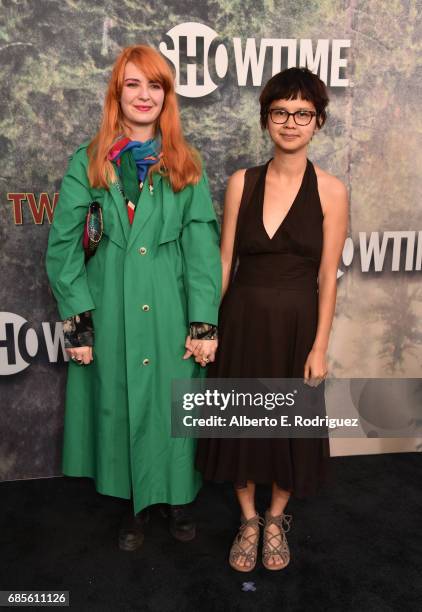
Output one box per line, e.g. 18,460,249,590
108,136,161,224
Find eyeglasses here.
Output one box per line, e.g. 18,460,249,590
269,109,316,126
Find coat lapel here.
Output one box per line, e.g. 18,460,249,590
109,181,131,247
110,172,181,251
158,179,183,244
127,172,162,250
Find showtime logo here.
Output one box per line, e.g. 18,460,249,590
338,231,422,278
0,313,67,375
159,22,351,98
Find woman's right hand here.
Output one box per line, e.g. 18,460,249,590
66,346,93,365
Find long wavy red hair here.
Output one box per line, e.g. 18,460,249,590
87,45,201,192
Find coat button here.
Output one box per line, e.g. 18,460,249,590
142,358,150,366
142,304,150,312
138,246,147,255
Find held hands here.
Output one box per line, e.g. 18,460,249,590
183,336,218,367
304,347,328,387
67,339,217,367
66,346,93,365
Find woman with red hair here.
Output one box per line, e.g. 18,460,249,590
46,45,221,550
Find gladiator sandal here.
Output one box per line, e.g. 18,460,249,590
262,509,292,570
229,513,264,572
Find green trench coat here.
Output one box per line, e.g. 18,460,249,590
46,143,222,514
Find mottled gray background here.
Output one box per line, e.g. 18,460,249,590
1,0,421,480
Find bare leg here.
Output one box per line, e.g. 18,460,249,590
266,483,291,567
232,481,258,569
236,481,256,519
269,482,290,515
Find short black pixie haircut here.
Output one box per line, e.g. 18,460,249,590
259,67,329,130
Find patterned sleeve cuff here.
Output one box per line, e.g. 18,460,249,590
189,322,218,340
63,311,94,348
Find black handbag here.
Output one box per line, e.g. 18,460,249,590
83,201,103,259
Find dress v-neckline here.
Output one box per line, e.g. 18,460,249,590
261,158,309,241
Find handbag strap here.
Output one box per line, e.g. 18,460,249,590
228,164,264,287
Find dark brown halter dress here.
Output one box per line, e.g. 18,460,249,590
195,158,330,497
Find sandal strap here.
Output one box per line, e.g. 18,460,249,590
230,514,264,564
264,511,292,532
262,511,292,564
240,513,265,530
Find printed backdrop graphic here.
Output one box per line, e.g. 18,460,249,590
0,0,421,480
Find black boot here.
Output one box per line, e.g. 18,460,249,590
160,504,196,541
118,508,149,551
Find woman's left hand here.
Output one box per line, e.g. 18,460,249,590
183,337,218,367
304,348,328,387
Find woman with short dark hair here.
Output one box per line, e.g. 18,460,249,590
196,67,348,571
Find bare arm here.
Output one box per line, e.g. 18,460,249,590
314,176,349,353
303,174,348,384
220,169,246,298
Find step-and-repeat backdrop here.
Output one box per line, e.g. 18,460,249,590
1,1,421,480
